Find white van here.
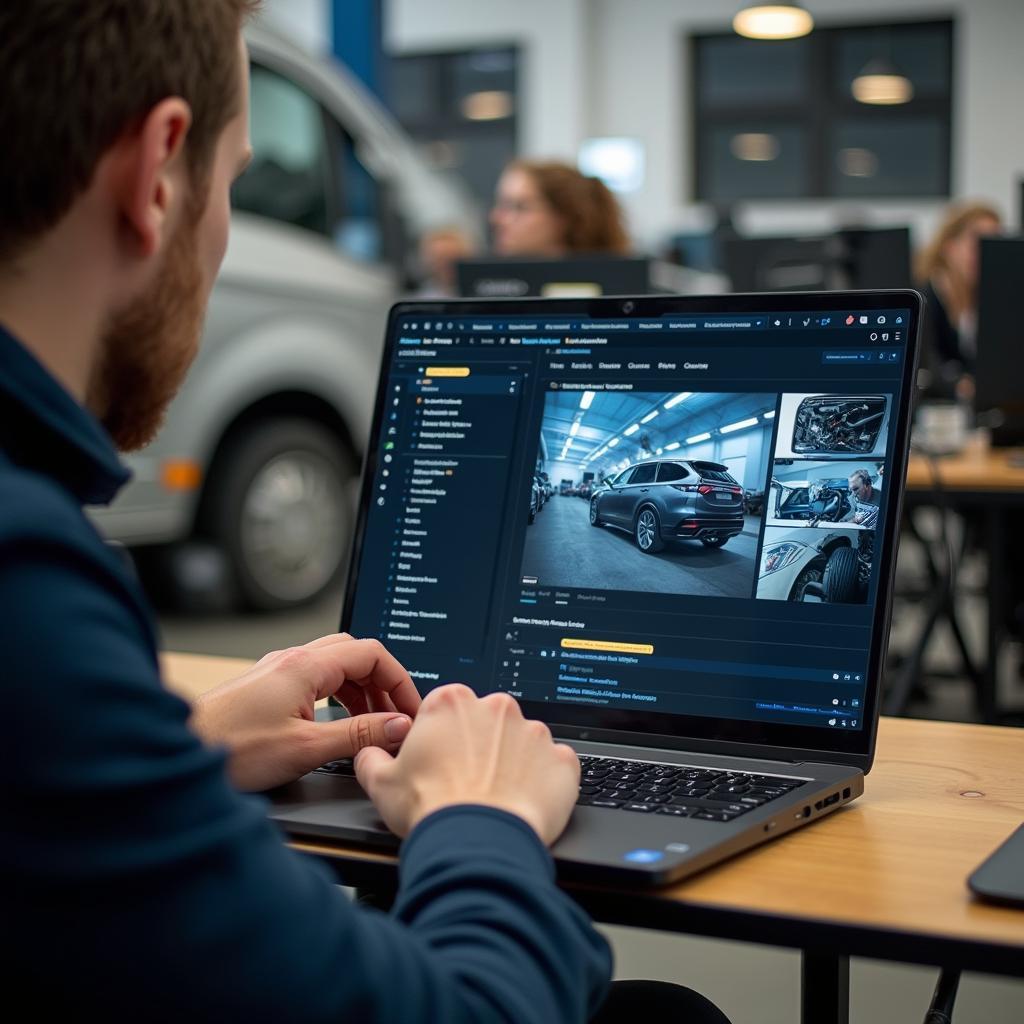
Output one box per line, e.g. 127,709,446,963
91,26,477,610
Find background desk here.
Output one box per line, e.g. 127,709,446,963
902,447,1024,722
164,652,1024,1023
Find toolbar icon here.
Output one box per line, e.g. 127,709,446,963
845,315,855,325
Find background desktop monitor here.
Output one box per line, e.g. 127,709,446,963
975,236,1024,446
722,227,912,293
457,255,653,298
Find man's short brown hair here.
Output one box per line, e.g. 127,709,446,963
0,0,260,262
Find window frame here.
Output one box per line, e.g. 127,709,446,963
688,18,954,202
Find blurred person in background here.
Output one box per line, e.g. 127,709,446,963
915,201,1002,400
490,159,631,256
413,223,476,297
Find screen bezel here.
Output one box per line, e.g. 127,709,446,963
341,289,922,774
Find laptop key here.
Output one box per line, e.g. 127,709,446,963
589,799,623,808
622,803,657,813
655,805,693,817
694,810,742,822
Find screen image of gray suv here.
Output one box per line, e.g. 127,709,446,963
589,459,744,553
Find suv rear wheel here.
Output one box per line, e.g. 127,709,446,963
201,419,355,610
634,506,665,553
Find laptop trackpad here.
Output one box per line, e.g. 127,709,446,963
267,773,396,843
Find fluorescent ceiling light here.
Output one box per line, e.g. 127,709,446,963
665,441,681,451
837,147,879,178
686,432,711,444
640,410,659,424
608,437,620,447
852,60,913,105
721,417,759,434
733,4,813,40
663,392,692,409
763,410,776,419
730,133,780,162
569,421,581,436
624,423,640,436
461,90,514,121
579,390,596,410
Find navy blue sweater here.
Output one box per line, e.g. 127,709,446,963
0,324,611,1021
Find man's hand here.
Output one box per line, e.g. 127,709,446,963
189,634,420,792
355,684,580,846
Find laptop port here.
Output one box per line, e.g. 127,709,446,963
823,792,840,808
842,787,851,799
814,799,823,811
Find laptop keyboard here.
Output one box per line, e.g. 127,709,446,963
577,755,805,822
315,755,804,824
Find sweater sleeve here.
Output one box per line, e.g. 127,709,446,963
2,490,611,1023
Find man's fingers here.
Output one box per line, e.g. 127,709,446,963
335,679,371,718
306,639,421,717
299,632,356,650
366,687,398,715
323,712,412,761
353,745,396,802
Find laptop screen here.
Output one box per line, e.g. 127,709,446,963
343,293,920,761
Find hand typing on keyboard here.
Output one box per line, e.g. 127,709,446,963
190,633,421,792
355,684,580,845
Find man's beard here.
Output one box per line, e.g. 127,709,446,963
88,214,205,452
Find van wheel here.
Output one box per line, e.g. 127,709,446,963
200,419,355,610
822,547,859,604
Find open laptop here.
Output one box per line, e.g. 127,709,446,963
457,255,653,298
267,290,921,886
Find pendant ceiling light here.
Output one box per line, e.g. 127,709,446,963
851,57,914,105
733,4,814,40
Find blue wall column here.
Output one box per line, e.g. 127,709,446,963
332,0,385,100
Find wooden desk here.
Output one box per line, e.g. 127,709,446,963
164,652,1024,1020
906,446,1024,492
901,446,1024,722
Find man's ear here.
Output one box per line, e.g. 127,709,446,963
118,98,193,259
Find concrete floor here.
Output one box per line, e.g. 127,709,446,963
521,494,760,597
157,515,1024,1023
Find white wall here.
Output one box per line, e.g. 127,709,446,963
259,0,332,55
386,0,1024,249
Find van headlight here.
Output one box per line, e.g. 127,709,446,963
761,540,806,576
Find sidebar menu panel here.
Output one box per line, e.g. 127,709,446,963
349,361,527,665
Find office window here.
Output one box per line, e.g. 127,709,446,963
386,47,518,207
691,20,953,201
